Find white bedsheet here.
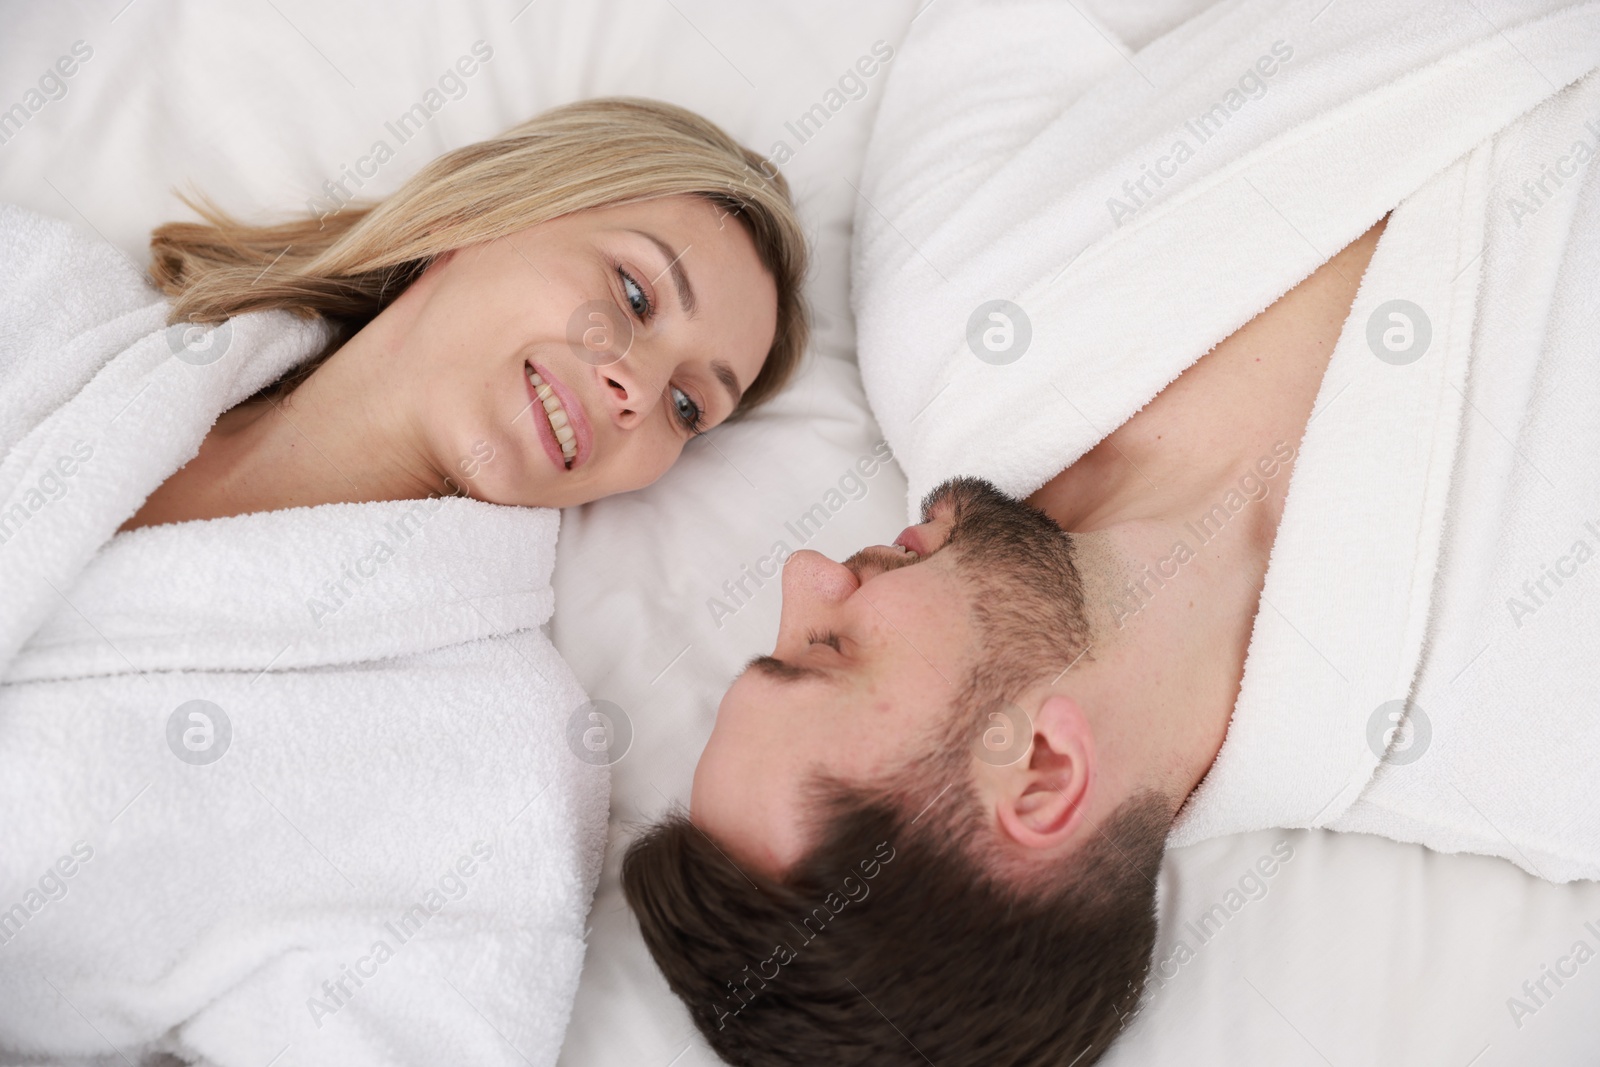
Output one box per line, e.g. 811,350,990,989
1,2,1595,1064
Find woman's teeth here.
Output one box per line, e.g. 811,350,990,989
527,367,577,466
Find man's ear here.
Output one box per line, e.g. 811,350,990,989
993,694,1094,852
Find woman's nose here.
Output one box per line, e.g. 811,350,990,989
594,356,665,430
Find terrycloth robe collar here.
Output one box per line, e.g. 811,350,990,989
6,497,560,684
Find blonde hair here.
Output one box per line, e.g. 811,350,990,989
149,97,809,413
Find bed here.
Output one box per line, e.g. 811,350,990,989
2,1,1596,1064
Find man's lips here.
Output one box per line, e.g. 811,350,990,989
894,525,929,556
524,361,594,471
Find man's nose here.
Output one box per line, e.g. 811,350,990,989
782,549,858,604
775,550,858,642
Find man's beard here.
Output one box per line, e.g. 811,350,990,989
846,477,1093,771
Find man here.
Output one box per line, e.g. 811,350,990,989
624,215,1386,1064
625,1,1600,1063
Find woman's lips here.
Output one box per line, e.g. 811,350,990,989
524,361,594,471
524,368,568,472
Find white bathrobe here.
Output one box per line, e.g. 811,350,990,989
0,205,608,1065
853,0,1600,881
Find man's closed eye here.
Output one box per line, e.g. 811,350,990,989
806,629,842,652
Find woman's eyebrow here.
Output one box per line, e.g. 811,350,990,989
630,229,697,317
711,360,742,409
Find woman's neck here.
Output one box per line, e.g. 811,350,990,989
118,348,446,532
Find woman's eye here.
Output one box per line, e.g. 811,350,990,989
619,268,652,319
670,386,704,433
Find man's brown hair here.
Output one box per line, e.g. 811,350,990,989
625,480,1171,1064
622,783,1169,1066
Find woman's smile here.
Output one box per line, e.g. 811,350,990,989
525,360,595,471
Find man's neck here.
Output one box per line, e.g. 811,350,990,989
1032,218,1388,542
1028,217,1388,798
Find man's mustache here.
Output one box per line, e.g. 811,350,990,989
841,544,921,582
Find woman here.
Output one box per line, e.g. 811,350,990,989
0,98,806,1067
131,95,808,523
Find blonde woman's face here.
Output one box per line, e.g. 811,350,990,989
391,195,779,508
